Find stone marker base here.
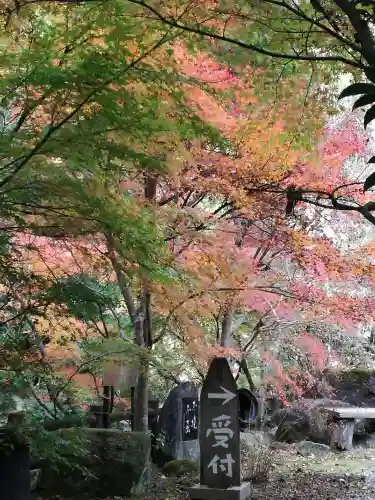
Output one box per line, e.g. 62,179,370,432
189,482,251,500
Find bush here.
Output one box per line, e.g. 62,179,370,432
39,428,150,498
242,443,275,483
162,459,199,478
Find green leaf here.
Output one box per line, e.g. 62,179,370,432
338,83,375,100
352,94,375,110
46,274,122,323
364,105,375,128
368,156,375,164
364,171,375,192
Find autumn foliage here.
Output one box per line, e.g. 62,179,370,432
0,1,374,417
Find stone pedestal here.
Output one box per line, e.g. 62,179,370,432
330,419,355,451
189,482,251,500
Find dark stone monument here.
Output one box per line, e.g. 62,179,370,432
189,358,250,500
156,381,199,465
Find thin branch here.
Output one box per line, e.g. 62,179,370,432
0,28,178,189
106,234,136,322
127,0,367,69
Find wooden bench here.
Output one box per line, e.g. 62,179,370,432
319,407,375,451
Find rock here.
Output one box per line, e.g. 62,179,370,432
162,459,199,478
305,369,375,435
30,468,40,491
156,381,199,465
267,408,290,428
274,409,310,443
119,420,131,431
296,399,355,444
297,441,330,457
274,399,362,445
270,441,290,450
298,399,368,439
268,426,278,438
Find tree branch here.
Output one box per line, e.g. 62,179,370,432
127,0,367,69
0,28,177,189
106,234,136,323
333,0,375,62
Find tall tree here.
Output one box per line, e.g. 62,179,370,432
0,0,227,428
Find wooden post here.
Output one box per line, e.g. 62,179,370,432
102,385,111,429
89,404,104,428
130,386,135,431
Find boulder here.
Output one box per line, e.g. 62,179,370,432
162,459,199,478
30,468,40,491
297,398,368,436
305,369,375,435
274,399,363,445
274,409,310,443
39,429,151,499
297,441,330,457
269,441,290,450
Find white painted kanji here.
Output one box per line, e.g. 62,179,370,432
207,454,235,477
206,414,234,448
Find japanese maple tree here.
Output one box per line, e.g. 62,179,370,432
2,0,375,425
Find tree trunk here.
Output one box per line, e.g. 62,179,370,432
238,359,255,391
132,302,149,432
220,310,232,348
133,358,149,432
132,175,156,432
220,310,239,376
106,175,156,433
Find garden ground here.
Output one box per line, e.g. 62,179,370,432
132,446,375,500
32,445,375,500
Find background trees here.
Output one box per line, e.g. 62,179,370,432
0,0,374,433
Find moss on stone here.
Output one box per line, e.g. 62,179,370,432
39,428,150,499
162,459,199,478
340,368,375,384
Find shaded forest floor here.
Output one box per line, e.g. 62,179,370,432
133,447,375,500
33,446,375,500
135,471,374,500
